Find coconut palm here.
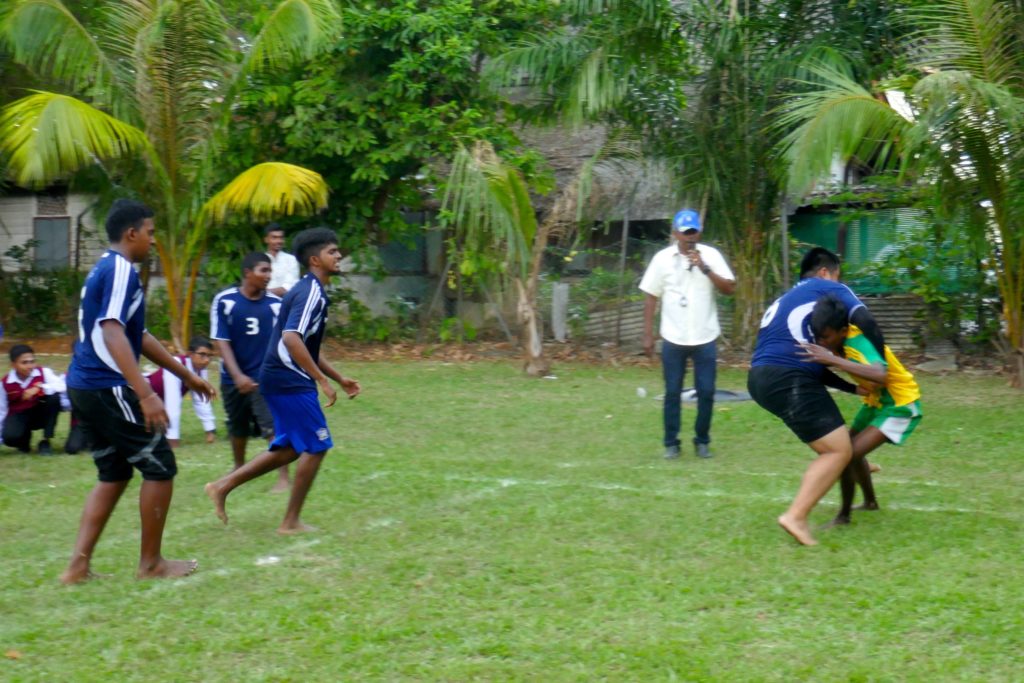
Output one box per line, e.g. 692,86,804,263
778,0,1024,385
442,139,635,375
0,0,340,348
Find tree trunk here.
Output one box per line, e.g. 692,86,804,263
516,278,550,377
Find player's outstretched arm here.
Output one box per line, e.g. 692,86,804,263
141,332,217,402
799,342,887,385
282,331,337,407
318,357,360,399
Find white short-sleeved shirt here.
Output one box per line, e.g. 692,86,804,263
267,250,300,292
638,243,735,346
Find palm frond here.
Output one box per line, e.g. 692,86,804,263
243,0,342,76
200,162,330,225
124,0,234,190
0,0,122,100
776,60,912,196
908,0,1024,87
441,142,535,280
0,91,154,188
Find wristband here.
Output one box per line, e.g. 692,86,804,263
701,266,711,275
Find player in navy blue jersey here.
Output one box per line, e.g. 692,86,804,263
61,199,216,584
210,252,290,489
748,247,887,546
205,228,360,534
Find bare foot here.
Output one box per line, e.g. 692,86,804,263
204,482,228,525
60,564,108,585
277,522,318,535
777,514,819,546
136,558,198,580
869,462,881,473
270,479,290,494
853,500,880,511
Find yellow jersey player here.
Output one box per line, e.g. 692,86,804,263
802,294,922,526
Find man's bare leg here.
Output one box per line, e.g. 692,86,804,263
278,452,324,534
778,426,852,546
205,446,299,524
60,480,129,584
136,479,197,579
230,435,248,470
271,464,291,493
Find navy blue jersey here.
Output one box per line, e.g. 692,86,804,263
258,273,329,394
210,287,281,385
751,278,865,376
67,250,146,390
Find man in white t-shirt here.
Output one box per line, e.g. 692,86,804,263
264,223,300,297
640,209,736,460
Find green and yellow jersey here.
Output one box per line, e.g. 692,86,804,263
843,325,921,409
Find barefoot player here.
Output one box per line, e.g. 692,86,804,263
205,228,360,534
210,253,287,489
61,199,215,584
803,294,923,526
747,247,888,546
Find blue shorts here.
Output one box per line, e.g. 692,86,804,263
262,391,333,455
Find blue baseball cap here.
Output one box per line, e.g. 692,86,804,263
672,209,701,232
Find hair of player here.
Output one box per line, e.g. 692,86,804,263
9,344,33,362
105,199,155,242
188,335,211,352
241,251,271,276
264,222,283,237
292,227,338,268
799,247,841,277
810,294,848,338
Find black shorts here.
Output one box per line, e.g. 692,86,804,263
222,383,275,439
68,386,177,482
747,365,845,443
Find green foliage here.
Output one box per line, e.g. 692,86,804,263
437,316,477,343
0,241,82,336
328,289,418,343
228,0,552,255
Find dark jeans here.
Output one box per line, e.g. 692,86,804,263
661,339,717,447
2,396,61,452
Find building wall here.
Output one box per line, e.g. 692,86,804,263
0,192,104,272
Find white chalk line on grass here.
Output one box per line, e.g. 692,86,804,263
428,473,1018,521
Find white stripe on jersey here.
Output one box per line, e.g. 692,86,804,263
277,337,311,380
296,281,320,336
106,255,131,321
209,287,238,340
91,320,121,373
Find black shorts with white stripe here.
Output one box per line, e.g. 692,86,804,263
68,386,177,482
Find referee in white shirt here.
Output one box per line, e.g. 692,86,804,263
640,209,736,459
264,223,301,297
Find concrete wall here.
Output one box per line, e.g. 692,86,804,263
0,192,104,271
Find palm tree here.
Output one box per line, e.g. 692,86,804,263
0,0,340,349
778,0,1024,385
442,140,630,375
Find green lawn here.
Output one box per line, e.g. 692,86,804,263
1,360,1022,681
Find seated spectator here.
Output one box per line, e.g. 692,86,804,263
1,344,65,455
146,336,217,447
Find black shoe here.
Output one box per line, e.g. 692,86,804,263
663,445,681,460
38,440,54,456
694,443,713,459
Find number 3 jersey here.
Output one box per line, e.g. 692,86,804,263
210,287,282,386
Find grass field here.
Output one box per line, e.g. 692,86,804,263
1,359,1022,681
